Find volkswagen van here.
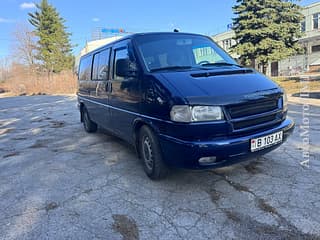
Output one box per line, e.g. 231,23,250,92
77,32,294,179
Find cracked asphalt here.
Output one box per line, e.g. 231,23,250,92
0,95,320,240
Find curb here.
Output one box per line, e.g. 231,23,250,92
288,96,320,106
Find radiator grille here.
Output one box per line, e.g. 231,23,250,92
226,97,281,132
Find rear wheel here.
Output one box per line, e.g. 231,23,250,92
82,107,97,133
139,126,168,180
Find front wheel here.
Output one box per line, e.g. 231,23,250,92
139,126,168,180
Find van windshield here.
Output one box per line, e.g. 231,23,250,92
135,34,238,72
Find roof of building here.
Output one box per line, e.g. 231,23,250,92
303,1,320,9
80,36,124,56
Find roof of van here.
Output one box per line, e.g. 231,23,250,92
130,32,206,37
80,32,208,57
123,32,208,42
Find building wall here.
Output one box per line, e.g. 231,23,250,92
301,2,320,38
211,31,238,58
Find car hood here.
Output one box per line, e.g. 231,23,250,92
159,69,281,105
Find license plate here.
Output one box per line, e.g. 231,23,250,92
250,131,283,152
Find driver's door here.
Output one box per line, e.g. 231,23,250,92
108,40,141,139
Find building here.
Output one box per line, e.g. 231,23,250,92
212,31,239,59
212,2,320,76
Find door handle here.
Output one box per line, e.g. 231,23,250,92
105,82,109,92
105,81,112,92
109,82,112,93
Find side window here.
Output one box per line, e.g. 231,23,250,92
313,13,320,30
92,48,110,80
114,48,129,81
78,55,92,80
92,53,99,80
192,46,223,64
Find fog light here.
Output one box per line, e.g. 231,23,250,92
199,156,217,165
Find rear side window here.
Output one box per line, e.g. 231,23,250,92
78,55,92,80
92,48,111,80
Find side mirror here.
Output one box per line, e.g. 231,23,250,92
116,58,138,78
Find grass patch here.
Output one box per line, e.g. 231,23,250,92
272,77,320,94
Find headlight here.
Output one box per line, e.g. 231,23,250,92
170,105,224,122
282,91,288,110
192,106,223,121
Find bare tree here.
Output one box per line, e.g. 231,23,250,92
0,57,11,82
11,23,38,67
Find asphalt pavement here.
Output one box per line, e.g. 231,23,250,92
0,95,319,240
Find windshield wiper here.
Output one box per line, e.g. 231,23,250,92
199,62,242,68
150,66,193,72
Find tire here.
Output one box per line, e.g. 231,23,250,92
82,107,97,133
139,126,168,180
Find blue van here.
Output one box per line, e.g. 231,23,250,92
77,32,294,179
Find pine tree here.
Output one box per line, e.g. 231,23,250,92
28,0,73,73
232,0,303,74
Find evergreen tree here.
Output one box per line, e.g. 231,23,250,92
28,0,73,73
232,0,303,74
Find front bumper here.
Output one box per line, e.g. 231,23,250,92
158,118,295,169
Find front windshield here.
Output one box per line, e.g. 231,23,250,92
135,34,238,72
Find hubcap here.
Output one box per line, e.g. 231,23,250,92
142,136,153,170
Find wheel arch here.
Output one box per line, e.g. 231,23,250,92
132,118,160,158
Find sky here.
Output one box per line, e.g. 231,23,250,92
0,0,319,58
